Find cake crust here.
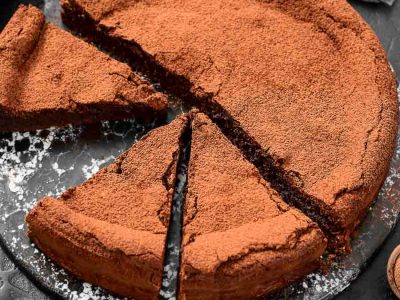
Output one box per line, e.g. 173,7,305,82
60,0,398,246
179,113,327,299
26,115,189,299
0,5,168,132
26,198,166,300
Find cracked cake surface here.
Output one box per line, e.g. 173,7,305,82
60,0,398,243
179,113,327,299
0,4,167,132
25,115,189,300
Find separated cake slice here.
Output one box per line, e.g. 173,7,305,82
25,115,189,300
61,0,398,248
0,5,167,132
179,112,327,299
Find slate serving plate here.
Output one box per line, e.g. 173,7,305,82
0,0,399,299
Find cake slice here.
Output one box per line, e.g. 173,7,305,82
0,5,167,132
179,113,327,299
60,0,398,248
25,115,189,300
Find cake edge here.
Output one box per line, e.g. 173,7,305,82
25,197,165,300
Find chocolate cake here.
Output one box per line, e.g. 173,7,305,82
180,112,327,299
0,5,167,133
61,0,398,248
25,115,189,300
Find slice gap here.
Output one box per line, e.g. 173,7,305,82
159,118,192,300
198,100,345,250
60,0,197,102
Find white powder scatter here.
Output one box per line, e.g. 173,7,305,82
81,156,116,179
8,173,25,200
0,128,79,209
52,162,66,176
303,268,359,298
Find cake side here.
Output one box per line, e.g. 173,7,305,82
26,198,164,300
0,5,168,132
179,113,327,299
60,0,398,249
180,214,326,300
0,4,44,66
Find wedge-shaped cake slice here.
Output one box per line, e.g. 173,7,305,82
0,5,167,132
26,115,188,300
180,113,327,299
61,0,398,246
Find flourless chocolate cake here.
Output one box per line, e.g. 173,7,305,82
61,0,398,248
20,0,399,298
26,115,189,300
0,5,167,132
180,112,327,299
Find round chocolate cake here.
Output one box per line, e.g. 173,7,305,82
0,0,397,299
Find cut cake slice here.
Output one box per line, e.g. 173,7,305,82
0,5,167,132
26,115,189,300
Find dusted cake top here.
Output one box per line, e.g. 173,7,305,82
58,115,188,232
